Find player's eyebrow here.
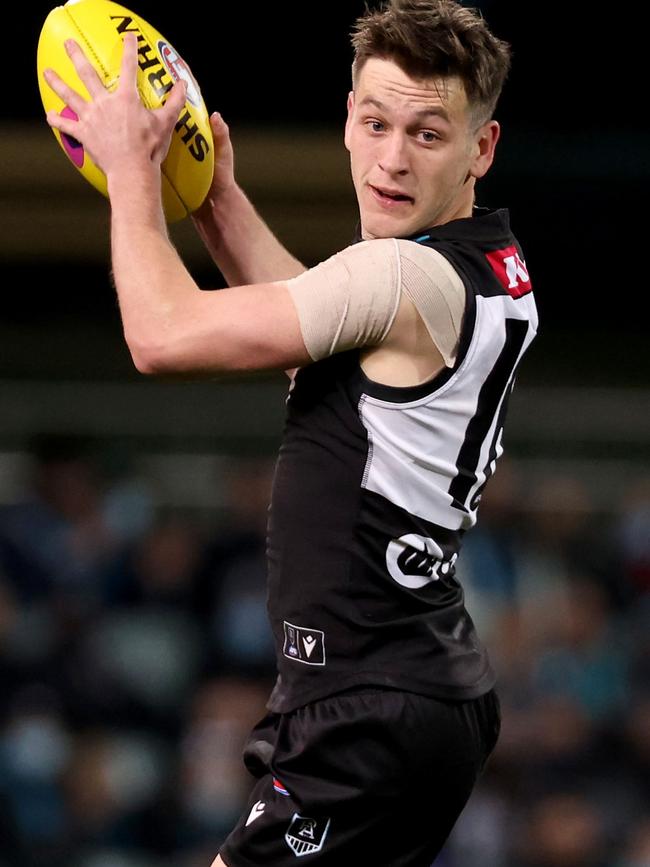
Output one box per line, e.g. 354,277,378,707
359,96,450,123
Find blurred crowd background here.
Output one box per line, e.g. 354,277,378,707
0,437,648,867
2,0,648,865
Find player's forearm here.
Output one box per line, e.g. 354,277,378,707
107,164,202,373
192,183,307,286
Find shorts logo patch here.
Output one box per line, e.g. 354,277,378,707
245,800,266,826
285,814,331,857
283,621,326,666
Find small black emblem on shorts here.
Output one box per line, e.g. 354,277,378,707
282,621,325,666
285,813,331,857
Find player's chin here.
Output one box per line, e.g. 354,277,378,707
361,210,419,240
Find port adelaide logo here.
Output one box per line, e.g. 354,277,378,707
285,814,331,857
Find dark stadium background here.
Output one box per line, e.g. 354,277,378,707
5,1,648,386
1,4,648,867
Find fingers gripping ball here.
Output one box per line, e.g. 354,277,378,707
37,0,214,222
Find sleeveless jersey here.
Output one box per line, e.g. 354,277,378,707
266,208,538,713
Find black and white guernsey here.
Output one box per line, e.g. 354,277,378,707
267,208,538,713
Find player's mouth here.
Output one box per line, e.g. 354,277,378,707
369,185,415,208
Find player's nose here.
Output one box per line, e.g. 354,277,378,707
377,131,409,175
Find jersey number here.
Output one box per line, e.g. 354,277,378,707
449,318,528,513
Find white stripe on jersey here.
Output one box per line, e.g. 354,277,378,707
358,293,538,530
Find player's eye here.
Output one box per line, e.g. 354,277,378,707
365,120,385,133
420,130,440,143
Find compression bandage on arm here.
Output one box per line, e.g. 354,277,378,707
285,238,466,366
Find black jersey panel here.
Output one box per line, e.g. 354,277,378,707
266,208,537,713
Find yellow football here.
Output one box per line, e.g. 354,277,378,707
37,0,214,222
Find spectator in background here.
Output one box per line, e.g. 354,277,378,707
0,684,71,864
193,459,276,680
455,458,524,642
616,818,650,867
514,793,609,867
616,478,650,600
0,434,121,609
178,678,269,844
69,513,205,735
530,576,630,725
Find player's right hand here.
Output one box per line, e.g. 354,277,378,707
198,111,236,203
45,34,187,179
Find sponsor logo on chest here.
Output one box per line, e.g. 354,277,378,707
485,245,532,298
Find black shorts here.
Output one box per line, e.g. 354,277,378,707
219,686,501,866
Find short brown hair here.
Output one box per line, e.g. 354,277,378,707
351,0,511,125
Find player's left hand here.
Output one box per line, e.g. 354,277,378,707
43,32,188,178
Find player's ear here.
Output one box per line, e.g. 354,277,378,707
469,120,500,180
344,91,355,152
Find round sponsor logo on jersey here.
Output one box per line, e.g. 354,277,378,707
385,534,444,589
157,41,202,107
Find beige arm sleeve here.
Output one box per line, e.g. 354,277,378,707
395,239,466,367
286,237,466,366
285,239,401,361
